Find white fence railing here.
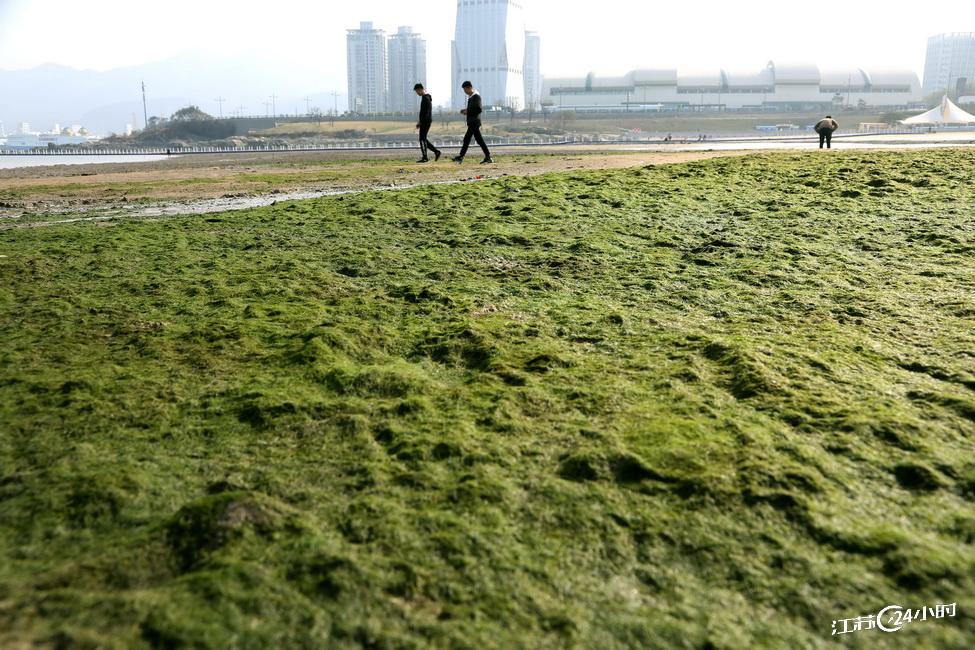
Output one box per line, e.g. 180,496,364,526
1,129,973,156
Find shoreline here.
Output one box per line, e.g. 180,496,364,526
1,130,974,170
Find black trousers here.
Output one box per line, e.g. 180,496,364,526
819,130,833,149
459,125,490,159
419,125,439,159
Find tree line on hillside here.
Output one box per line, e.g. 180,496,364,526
141,106,236,141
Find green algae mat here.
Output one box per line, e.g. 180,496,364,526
1,150,974,649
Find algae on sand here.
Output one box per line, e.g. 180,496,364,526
1,150,974,648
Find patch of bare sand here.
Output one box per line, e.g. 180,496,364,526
0,150,746,215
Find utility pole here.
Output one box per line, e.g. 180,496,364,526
141,81,149,129
263,101,271,117
331,91,340,125
269,94,278,118
303,96,312,116
214,97,226,118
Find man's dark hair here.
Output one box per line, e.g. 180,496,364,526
462,81,473,88
826,115,832,118
414,83,424,90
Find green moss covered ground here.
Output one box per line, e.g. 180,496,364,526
1,150,974,648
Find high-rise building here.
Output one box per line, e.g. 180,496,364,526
923,33,975,96
524,31,542,112
347,21,388,114
388,27,428,115
452,0,527,110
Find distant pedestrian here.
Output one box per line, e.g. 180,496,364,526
414,83,441,163
453,81,493,165
815,115,839,149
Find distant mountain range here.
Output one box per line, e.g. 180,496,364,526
0,53,347,136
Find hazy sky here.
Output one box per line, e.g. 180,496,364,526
0,0,969,92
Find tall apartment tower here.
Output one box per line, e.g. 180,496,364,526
452,0,527,110
347,21,388,114
388,27,428,114
523,31,542,112
923,33,975,95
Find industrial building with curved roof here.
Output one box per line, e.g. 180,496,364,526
541,62,922,111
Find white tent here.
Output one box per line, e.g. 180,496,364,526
902,95,975,125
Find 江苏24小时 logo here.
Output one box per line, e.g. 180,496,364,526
833,603,957,636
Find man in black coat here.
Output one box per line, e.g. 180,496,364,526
414,84,441,163
452,81,493,164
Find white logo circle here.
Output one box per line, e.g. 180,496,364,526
877,605,905,633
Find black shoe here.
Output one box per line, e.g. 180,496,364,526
480,157,494,164
452,156,464,163
417,158,429,163
434,150,442,162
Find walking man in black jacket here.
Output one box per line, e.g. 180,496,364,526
414,84,441,163
453,81,493,164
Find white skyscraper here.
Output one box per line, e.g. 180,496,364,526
923,33,975,95
452,0,527,110
347,21,388,114
388,27,428,115
523,32,542,112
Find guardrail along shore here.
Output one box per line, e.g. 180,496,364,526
1,130,973,156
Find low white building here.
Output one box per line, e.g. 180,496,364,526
542,62,922,111
2,131,94,149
